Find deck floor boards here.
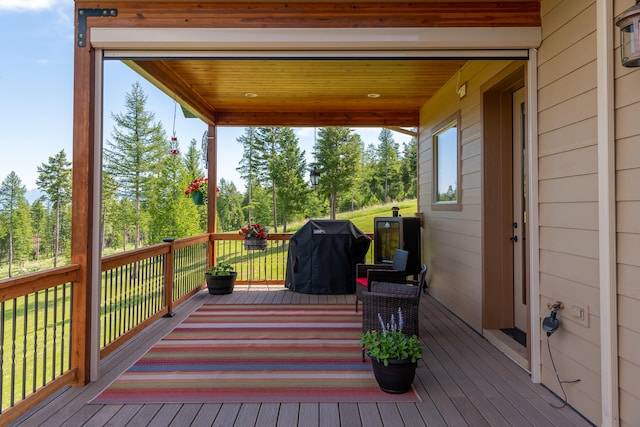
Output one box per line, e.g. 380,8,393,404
12,286,593,427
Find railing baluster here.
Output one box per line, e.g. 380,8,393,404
52,286,58,378
32,292,38,395
21,295,28,400
1,301,4,411
42,288,48,386
60,283,67,372
10,299,17,406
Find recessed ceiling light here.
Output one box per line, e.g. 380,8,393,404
245,93,258,98
367,93,381,98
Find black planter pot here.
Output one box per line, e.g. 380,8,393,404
204,272,237,295
369,355,417,394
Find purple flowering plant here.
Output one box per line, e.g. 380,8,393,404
360,307,423,366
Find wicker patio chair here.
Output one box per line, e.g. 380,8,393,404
361,284,420,362
354,248,409,312
360,264,428,361
407,263,429,294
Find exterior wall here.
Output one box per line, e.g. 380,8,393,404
614,0,640,424
418,59,515,332
418,1,614,423
537,1,601,423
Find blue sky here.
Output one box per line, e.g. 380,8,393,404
0,1,412,192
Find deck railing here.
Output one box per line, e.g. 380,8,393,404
99,235,208,358
212,232,374,285
0,231,374,422
0,265,79,423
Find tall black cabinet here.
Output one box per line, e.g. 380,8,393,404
373,216,422,276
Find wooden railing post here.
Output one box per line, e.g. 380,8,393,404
207,123,217,268
163,238,175,316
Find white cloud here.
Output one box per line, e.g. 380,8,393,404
0,0,59,11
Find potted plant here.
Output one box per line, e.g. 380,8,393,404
184,177,208,205
239,223,269,250
361,308,423,393
204,262,237,295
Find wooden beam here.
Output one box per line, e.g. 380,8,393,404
386,126,417,137
215,111,419,127
75,2,541,29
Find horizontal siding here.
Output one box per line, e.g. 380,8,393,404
539,228,599,259
539,202,598,230
617,201,640,234
538,32,597,89
617,134,640,171
538,88,597,134
619,357,640,425
616,100,640,140
538,174,598,203
620,388,640,427
538,145,598,180
539,1,595,63
539,250,599,289
538,60,597,112
538,0,600,424
618,263,640,300
538,117,598,158
540,0,592,39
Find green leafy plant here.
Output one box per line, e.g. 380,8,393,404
360,308,423,366
207,262,235,276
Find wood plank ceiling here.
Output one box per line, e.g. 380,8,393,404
127,58,467,127
83,1,540,127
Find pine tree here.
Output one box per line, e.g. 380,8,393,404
236,127,262,224
148,151,201,241
0,172,31,277
104,82,168,250
36,149,72,268
400,137,418,198
101,172,118,251
270,127,308,231
183,138,204,181
216,178,245,232
314,127,362,219
375,128,402,203
30,199,46,261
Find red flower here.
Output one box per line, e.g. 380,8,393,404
239,223,269,239
184,177,208,195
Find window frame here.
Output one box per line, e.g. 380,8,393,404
431,111,462,211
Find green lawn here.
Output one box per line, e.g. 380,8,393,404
286,200,418,233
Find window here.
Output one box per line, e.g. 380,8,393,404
432,112,461,210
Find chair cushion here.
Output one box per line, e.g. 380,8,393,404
355,277,368,287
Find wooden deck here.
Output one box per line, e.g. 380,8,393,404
13,287,593,427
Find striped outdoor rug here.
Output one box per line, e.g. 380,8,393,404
91,304,420,404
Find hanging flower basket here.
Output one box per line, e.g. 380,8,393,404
239,223,270,250
244,238,267,251
185,177,208,205
190,191,204,205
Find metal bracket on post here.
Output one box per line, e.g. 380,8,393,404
77,8,118,48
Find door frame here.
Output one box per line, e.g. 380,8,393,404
481,63,530,365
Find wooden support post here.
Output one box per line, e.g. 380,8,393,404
207,124,217,268
164,239,175,317
70,15,96,386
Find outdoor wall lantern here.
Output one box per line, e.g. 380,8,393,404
309,165,321,187
616,0,640,67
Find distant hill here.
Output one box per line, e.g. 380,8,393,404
25,189,44,204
